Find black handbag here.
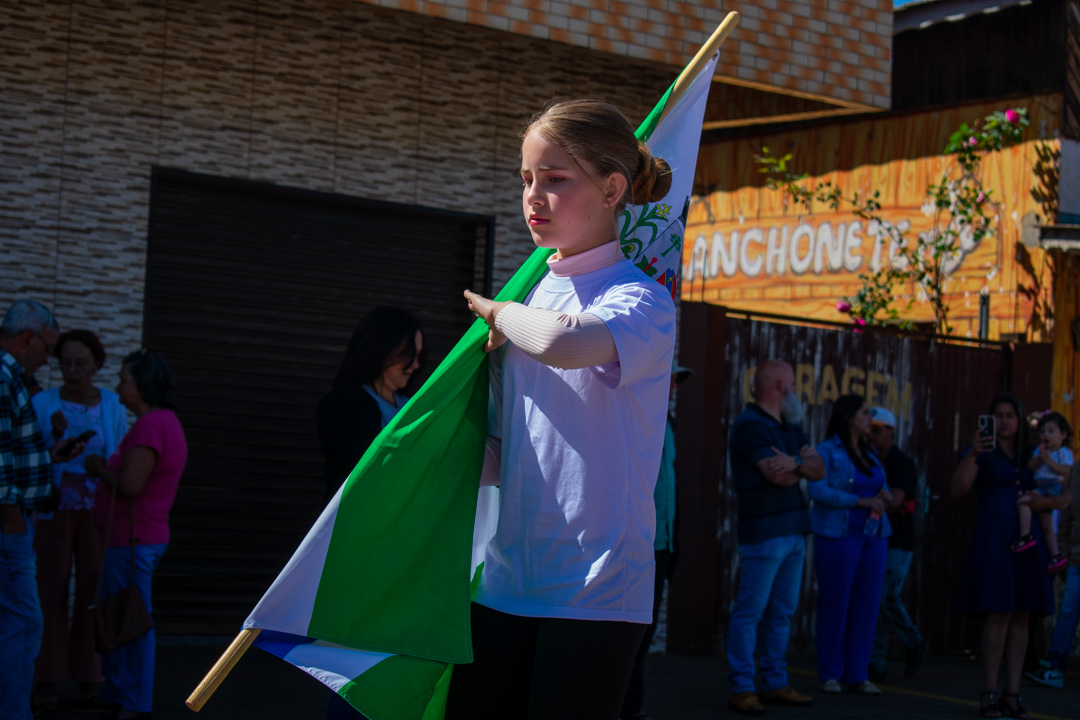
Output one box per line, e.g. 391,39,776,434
89,480,154,654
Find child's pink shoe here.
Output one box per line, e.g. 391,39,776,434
1048,554,1068,573
1010,534,1036,553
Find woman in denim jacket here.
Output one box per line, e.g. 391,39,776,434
809,394,891,695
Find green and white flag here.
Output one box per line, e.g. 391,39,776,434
244,52,719,720
618,56,717,298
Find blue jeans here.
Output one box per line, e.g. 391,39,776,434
870,548,923,671
99,543,166,714
727,534,806,693
814,533,887,685
0,520,43,720
1047,565,1080,672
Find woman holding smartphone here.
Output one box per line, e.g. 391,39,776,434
951,393,1069,719
30,330,128,711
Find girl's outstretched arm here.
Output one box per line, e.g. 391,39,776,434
493,303,616,369
464,289,617,369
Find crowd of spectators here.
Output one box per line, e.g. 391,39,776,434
724,360,1075,720
4,294,1077,720
0,299,186,720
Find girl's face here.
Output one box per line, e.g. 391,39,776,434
379,330,423,394
993,402,1019,440
1041,421,1065,450
850,403,873,438
59,340,97,391
520,130,626,258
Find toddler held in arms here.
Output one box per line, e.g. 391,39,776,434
1014,412,1074,573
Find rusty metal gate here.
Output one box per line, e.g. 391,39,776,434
667,303,1053,656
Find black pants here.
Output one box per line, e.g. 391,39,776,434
446,603,647,720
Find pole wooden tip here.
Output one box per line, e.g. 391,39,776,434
658,12,741,125
185,628,261,712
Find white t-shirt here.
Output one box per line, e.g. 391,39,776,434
475,258,676,623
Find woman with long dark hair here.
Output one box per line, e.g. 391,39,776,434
952,393,1067,719
316,306,424,719
317,306,425,503
808,393,891,695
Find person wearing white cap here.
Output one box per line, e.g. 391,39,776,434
867,406,926,681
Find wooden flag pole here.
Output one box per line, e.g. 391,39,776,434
658,11,740,124
185,628,261,712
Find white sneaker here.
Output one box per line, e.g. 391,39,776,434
1025,667,1065,688
822,679,843,693
849,681,882,695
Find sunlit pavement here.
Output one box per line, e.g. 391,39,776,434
643,653,1080,720
33,643,1080,719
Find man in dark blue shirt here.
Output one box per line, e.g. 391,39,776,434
727,360,824,716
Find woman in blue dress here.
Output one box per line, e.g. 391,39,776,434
952,393,1069,719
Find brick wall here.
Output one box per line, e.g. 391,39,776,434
361,0,894,109
1,0,675,384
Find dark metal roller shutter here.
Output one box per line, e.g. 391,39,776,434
143,168,492,634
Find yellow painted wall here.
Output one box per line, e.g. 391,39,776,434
683,94,1062,339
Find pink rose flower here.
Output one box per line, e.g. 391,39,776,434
968,137,978,147
977,192,986,204
836,300,852,313
853,317,867,334
1005,109,1020,124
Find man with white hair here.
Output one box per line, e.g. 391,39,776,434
867,406,925,681
0,299,79,720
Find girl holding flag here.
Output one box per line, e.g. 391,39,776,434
451,99,677,719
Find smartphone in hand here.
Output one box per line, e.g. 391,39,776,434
57,429,96,459
977,414,996,449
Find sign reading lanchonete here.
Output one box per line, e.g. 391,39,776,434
681,95,1057,339
685,210,981,280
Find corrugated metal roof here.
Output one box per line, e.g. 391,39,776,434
1038,224,1080,251
894,0,1034,32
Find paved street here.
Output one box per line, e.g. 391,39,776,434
34,641,1080,720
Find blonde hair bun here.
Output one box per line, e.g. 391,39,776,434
632,145,672,204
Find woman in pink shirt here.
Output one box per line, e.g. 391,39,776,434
85,350,188,720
